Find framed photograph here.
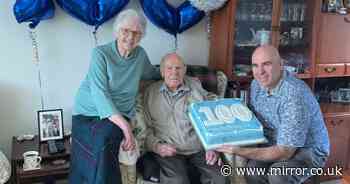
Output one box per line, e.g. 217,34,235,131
331,88,350,103
338,88,350,102
344,0,350,8
327,0,344,12
37,109,64,142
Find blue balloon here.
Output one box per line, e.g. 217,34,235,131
56,0,129,29
140,0,177,35
177,1,205,33
140,0,204,36
13,0,55,29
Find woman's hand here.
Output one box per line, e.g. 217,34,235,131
109,114,136,151
119,122,136,151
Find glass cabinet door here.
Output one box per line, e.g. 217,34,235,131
278,0,313,76
233,0,273,77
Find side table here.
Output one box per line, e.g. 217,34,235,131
11,135,71,184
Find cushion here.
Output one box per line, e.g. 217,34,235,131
136,152,160,183
0,151,10,184
186,65,218,94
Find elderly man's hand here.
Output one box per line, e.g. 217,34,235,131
155,143,177,157
215,145,240,154
205,150,221,165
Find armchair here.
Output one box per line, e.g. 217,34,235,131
119,65,246,184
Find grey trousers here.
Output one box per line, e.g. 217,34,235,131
154,151,229,184
245,148,327,184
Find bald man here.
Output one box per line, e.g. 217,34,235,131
143,53,229,184
216,45,330,184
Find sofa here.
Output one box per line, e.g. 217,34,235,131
119,65,247,184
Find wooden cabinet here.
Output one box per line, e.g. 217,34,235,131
346,64,350,76
316,15,350,77
318,14,350,64
315,8,350,177
316,63,346,77
11,136,71,184
320,111,350,181
209,0,317,81
208,0,235,80
323,114,350,170
208,0,350,181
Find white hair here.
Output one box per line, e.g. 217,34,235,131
160,53,186,71
113,9,147,37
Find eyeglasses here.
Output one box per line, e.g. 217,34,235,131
120,28,142,37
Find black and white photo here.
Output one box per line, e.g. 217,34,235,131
37,109,64,142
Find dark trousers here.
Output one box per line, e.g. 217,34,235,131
245,148,326,184
69,115,124,184
155,151,229,184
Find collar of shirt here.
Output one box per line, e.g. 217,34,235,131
159,81,190,98
112,41,139,62
260,70,289,97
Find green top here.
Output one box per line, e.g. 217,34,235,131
73,41,160,119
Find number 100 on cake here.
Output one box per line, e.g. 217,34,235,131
189,98,266,150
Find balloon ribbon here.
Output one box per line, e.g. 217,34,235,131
29,29,45,110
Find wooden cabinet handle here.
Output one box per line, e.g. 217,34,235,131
336,119,344,125
324,67,336,73
330,120,337,126
271,26,279,32
329,119,344,126
344,17,350,23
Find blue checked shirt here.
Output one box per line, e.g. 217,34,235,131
250,70,330,162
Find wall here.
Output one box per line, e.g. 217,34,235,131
0,0,209,156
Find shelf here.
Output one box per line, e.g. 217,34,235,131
235,44,258,48
297,73,312,79
235,44,310,53
321,12,350,16
280,21,308,27
230,75,253,84
17,160,69,179
320,102,350,116
234,46,256,54
279,44,309,51
236,20,272,24
229,72,311,83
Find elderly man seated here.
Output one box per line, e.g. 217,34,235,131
143,53,229,184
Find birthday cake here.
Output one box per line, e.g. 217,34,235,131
188,98,266,150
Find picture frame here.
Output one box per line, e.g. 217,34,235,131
338,88,350,102
37,109,64,142
331,88,350,103
326,0,344,12
344,0,350,9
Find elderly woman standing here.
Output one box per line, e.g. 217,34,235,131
69,9,160,184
